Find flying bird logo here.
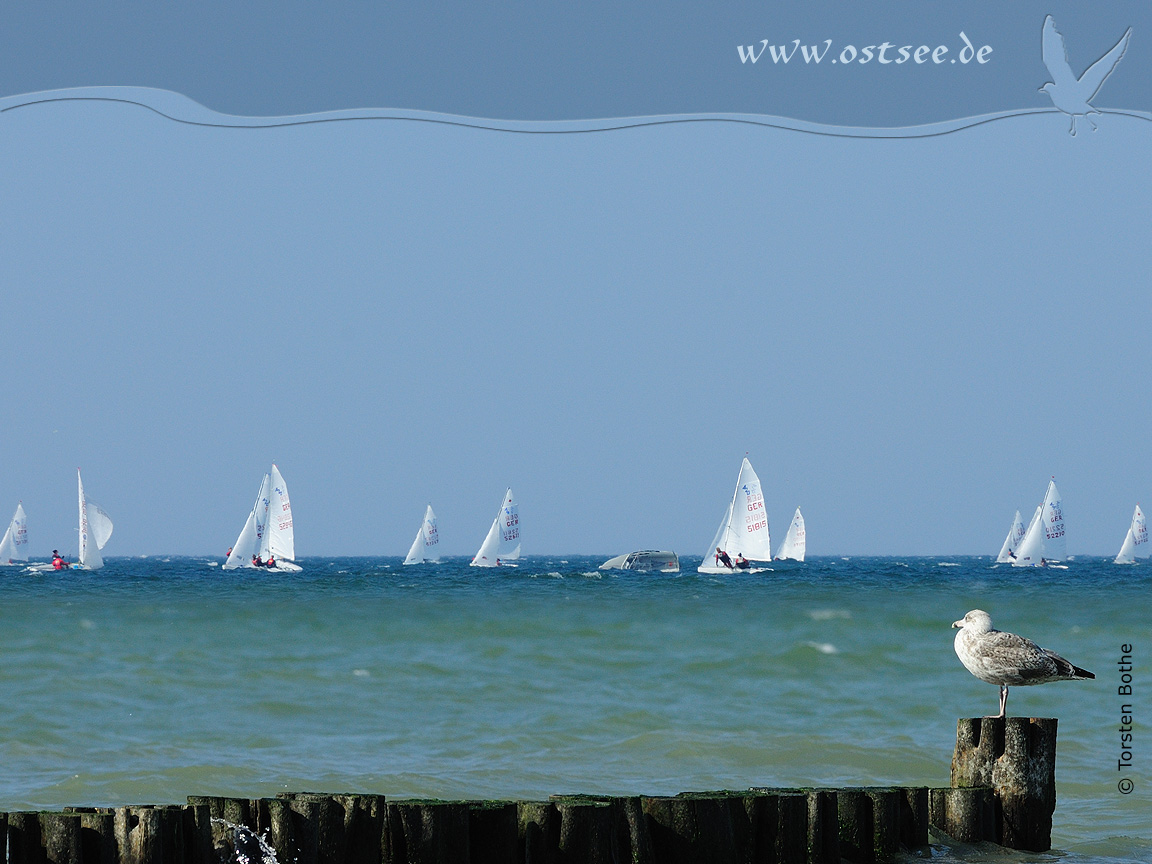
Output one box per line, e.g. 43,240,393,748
1039,15,1132,136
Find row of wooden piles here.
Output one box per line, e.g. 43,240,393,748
0,785,1000,864
0,718,1057,864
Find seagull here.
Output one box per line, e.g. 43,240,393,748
952,610,1094,718
1039,15,1131,136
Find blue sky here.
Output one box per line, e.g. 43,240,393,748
1,5,1149,556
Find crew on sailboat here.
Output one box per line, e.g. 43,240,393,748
51,550,67,570
734,553,750,570
715,548,734,569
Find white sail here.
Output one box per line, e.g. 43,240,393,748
224,473,271,569
471,488,519,566
1012,480,1065,566
775,507,806,561
0,502,28,563
698,457,773,573
404,504,440,565
88,503,114,550
1012,505,1043,564
995,510,1026,563
264,464,295,562
1114,504,1148,564
77,469,112,570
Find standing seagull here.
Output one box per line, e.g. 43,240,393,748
952,610,1094,718
1039,15,1131,136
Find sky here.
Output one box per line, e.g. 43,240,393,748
0,4,1149,557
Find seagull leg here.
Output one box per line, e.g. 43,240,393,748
1069,115,1078,137
999,685,1009,718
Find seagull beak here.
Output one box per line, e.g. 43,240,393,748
952,619,963,629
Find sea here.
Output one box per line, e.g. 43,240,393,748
0,556,1147,863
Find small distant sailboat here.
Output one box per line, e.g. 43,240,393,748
774,507,806,562
223,464,301,571
1012,478,1066,567
0,502,28,565
1114,504,1148,564
995,510,1027,563
403,504,440,565
471,488,519,567
698,457,773,573
77,469,114,570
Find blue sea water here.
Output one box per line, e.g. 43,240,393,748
0,556,1147,863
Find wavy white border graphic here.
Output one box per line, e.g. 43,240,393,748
0,17,1144,138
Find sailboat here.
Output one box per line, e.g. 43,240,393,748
471,488,519,567
698,457,773,573
774,507,806,562
403,504,440,564
0,503,28,565
77,469,114,570
223,464,301,571
995,510,1027,563
1011,478,1066,567
1114,504,1148,564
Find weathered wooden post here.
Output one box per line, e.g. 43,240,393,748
252,797,297,864
9,812,46,864
179,804,214,864
928,787,994,843
466,802,518,864
384,800,469,864
897,788,929,854
805,789,840,864
610,796,654,864
40,813,83,864
641,793,746,863
951,717,1058,852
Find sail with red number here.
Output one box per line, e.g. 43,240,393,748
1114,504,1148,564
698,457,773,573
1012,479,1065,566
471,488,519,567
224,464,301,571
404,504,440,565
774,507,806,562
0,503,28,564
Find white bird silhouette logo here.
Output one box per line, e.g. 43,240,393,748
1039,15,1131,136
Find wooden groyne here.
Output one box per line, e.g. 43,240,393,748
0,718,1062,864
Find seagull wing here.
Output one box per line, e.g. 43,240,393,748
970,630,1059,682
1078,27,1132,102
1041,16,1078,89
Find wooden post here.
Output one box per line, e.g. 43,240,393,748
951,717,1058,852
179,804,214,864
466,802,518,864
805,790,839,864
40,813,83,864
9,812,47,864
641,793,747,864
835,788,903,864
384,801,469,864
611,796,654,864
897,788,929,854
551,797,622,864
928,788,994,844
252,797,296,864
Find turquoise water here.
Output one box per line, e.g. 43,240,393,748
0,556,1147,862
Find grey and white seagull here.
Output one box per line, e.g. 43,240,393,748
952,610,1094,718
1039,15,1131,136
